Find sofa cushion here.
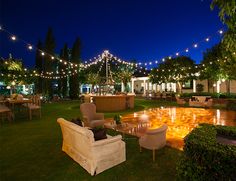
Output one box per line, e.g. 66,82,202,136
71,118,83,127
90,128,107,141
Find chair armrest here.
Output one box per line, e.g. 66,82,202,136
83,116,88,121
94,113,104,120
83,116,90,127
92,135,122,147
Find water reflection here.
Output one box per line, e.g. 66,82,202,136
121,107,236,150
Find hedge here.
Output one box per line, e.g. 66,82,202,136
176,124,236,181
180,92,236,99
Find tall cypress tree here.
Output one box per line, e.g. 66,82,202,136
69,37,81,99
58,44,69,98
44,27,56,99
35,40,43,94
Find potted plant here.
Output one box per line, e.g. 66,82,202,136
114,115,121,125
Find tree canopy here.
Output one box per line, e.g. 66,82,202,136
211,0,236,57
149,56,196,93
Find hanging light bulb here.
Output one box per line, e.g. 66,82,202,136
194,44,198,48
41,52,45,56
28,45,33,50
185,49,189,53
11,35,16,41
205,38,210,42
219,30,223,34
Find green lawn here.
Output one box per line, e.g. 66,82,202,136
0,98,182,181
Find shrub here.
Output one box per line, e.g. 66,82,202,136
226,100,236,111
196,83,204,93
177,124,236,180
114,115,121,124
180,92,236,99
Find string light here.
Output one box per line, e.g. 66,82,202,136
28,45,33,50
1,26,225,72
11,36,16,41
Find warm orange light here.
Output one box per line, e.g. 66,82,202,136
108,107,236,150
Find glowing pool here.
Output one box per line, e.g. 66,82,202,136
119,107,236,149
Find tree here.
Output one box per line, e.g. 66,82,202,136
200,43,236,93
69,37,81,99
196,84,204,93
211,0,236,53
0,57,35,93
149,56,196,93
58,44,69,98
200,44,222,82
115,68,133,92
35,40,43,94
87,73,101,93
44,27,56,98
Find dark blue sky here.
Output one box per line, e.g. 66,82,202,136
1,0,223,68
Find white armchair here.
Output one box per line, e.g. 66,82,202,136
57,118,126,175
80,103,105,128
139,124,168,161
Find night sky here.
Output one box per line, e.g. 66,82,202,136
0,0,224,68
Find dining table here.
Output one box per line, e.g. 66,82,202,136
6,98,32,120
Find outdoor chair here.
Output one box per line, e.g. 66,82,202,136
175,95,186,105
0,104,13,121
80,103,105,128
24,95,41,120
162,92,167,100
139,124,168,161
155,92,161,99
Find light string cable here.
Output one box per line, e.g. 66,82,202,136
0,25,226,72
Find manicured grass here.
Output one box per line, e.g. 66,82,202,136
0,98,182,181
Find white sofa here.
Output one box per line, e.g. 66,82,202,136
57,118,126,175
